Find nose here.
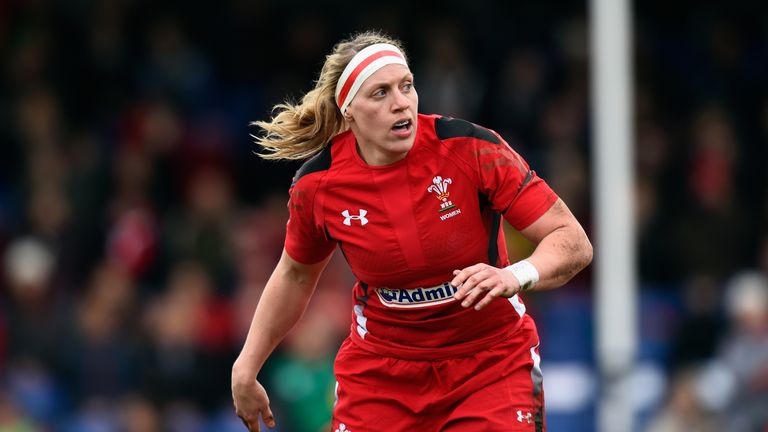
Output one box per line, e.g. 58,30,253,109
391,89,409,111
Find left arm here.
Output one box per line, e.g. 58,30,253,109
451,198,592,310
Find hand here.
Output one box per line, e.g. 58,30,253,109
451,263,520,310
232,363,276,431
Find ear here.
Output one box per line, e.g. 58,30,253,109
343,108,354,123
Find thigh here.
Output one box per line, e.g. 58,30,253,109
440,367,545,431
441,318,545,431
331,338,439,432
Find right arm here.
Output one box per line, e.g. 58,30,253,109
232,249,332,431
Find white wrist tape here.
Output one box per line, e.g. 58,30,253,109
504,260,539,292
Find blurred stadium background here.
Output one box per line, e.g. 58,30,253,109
1,0,767,431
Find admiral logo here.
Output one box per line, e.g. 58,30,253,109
376,282,458,308
427,176,461,221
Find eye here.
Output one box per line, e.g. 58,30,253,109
373,88,386,98
402,81,414,93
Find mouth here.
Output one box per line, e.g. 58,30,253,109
391,118,413,136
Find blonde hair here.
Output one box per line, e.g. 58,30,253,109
253,31,407,160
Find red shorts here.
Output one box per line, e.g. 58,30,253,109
331,314,545,431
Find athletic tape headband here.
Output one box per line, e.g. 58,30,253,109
335,43,408,113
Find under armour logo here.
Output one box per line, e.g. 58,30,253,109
516,410,532,424
342,209,368,226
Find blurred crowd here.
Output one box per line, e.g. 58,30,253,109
0,0,766,431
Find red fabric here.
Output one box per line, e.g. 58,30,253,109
332,314,545,431
284,114,557,357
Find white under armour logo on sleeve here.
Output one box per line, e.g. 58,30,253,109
342,209,368,226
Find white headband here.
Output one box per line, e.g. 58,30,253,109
334,43,408,113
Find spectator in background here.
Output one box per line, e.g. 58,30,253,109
2,237,66,424
66,262,140,403
645,366,721,432
415,20,483,120
667,275,723,370
116,395,162,432
670,106,752,281
492,49,548,151
232,31,592,431
3,237,68,376
142,261,234,411
163,164,237,290
709,271,768,431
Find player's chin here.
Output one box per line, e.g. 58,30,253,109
385,138,415,155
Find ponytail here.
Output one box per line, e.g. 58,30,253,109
253,31,407,160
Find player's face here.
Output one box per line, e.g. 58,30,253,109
345,64,418,166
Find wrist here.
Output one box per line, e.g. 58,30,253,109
504,260,539,292
232,356,261,379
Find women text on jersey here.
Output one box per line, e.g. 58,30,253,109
285,114,557,360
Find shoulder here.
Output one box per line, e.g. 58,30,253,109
291,142,334,187
420,114,510,167
423,115,529,180
288,144,333,219
433,116,501,145
291,129,357,187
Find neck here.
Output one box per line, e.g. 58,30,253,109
356,141,409,166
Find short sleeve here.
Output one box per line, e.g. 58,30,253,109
475,137,558,230
284,177,336,264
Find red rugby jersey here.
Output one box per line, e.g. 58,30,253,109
285,114,557,359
